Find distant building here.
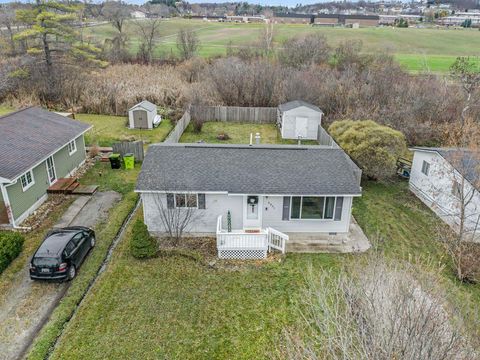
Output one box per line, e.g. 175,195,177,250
226,15,266,23
131,10,147,19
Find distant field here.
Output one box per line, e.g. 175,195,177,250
82,19,480,72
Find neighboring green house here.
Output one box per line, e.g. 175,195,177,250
0,107,91,228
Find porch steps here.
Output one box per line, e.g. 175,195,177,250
71,185,98,195
47,177,79,194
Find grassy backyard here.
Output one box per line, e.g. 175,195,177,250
75,114,173,147
42,179,480,359
179,122,318,145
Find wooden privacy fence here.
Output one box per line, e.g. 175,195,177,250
190,105,277,124
164,108,191,143
112,141,144,161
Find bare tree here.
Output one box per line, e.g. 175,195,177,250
176,28,199,61
102,1,130,62
0,5,18,56
450,57,480,128
134,18,161,64
258,22,274,57
278,33,331,68
152,192,201,245
436,120,480,282
282,255,475,359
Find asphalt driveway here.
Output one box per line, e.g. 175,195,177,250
0,191,120,360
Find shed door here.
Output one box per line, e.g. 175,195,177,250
295,117,308,139
133,110,148,129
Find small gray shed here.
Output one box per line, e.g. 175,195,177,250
277,100,323,140
128,100,161,130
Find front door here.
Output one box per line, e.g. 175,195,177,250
295,117,308,139
46,156,57,185
243,195,263,229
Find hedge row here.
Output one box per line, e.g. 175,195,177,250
0,231,25,274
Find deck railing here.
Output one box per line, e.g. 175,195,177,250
216,216,289,258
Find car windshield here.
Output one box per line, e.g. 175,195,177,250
33,257,59,266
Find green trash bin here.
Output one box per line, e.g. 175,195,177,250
123,153,135,169
109,153,121,169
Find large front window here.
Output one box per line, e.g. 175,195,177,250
291,196,337,220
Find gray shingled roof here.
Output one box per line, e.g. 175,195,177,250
278,100,322,113
0,107,91,181
136,144,361,195
412,147,480,188
130,100,157,112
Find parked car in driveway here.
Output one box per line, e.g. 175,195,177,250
30,226,95,281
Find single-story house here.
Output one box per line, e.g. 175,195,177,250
136,143,362,259
0,107,91,228
277,100,323,140
409,147,480,239
128,100,161,130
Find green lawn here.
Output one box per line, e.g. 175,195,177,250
43,180,480,358
75,114,173,147
179,122,318,145
0,104,14,116
82,19,480,72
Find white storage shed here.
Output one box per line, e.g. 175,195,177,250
277,100,323,140
128,100,161,130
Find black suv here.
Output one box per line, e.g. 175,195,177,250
30,226,95,281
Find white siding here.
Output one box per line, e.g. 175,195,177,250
128,106,156,129
142,193,243,233
142,193,353,234
280,106,322,140
409,150,480,235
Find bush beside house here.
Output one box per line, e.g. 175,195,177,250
329,120,408,180
129,220,158,259
0,231,25,274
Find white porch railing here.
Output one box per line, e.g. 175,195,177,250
216,216,288,259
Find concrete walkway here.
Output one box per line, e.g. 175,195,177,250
286,217,371,253
0,191,120,360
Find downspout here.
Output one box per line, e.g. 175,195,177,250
0,183,16,227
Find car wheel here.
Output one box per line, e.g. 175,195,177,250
68,265,76,281
90,235,96,248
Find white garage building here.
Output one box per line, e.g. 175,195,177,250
277,100,323,140
128,100,161,130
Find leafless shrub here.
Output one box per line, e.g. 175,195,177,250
152,193,201,246
282,255,476,360
278,33,331,68
176,28,200,61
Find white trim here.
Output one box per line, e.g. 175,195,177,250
174,193,198,209
3,128,90,183
289,195,337,220
45,155,57,185
20,170,35,192
13,193,48,227
135,190,361,197
68,139,77,155
0,184,15,226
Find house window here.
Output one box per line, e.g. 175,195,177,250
290,196,337,220
452,180,462,199
68,139,77,155
175,193,198,208
421,160,430,176
20,170,35,191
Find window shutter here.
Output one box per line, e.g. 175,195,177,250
334,197,343,221
282,197,290,220
198,194,206,209
167,193,174,209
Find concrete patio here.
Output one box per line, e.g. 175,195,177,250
286,217,370,253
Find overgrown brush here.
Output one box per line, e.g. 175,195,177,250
0,231,25,274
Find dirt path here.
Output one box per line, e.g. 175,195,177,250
0,191,120,360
